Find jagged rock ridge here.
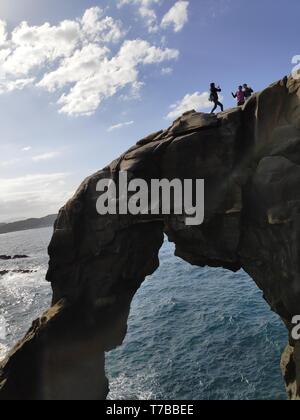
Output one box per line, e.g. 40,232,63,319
1,75,300,400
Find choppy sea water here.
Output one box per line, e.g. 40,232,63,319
0,227,287,400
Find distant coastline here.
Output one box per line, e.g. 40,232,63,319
0,214,57,235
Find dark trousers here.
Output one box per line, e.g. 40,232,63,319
211,101,224,113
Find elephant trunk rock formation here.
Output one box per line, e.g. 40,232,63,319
1,76,300,400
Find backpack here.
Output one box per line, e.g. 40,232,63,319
244,87,253,98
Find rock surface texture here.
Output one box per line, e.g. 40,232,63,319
1,76,300,400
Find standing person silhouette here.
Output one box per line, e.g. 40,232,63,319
243,84,254,100
232,86,245,106
210,83,224,114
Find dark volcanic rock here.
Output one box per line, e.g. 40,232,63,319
12,255,29,260
1,76,300,400
0,270,36,276
0,255,29,260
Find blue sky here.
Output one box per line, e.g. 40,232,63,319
0,0,299,222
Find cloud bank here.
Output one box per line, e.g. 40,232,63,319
0,7,180,116
167,91,213,120
0,173,71,222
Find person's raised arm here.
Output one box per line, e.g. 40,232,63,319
232,92,237,98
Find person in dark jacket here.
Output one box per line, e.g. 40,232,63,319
210,83,224,114
243,84,254,99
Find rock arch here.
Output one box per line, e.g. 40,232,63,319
1,76,300,400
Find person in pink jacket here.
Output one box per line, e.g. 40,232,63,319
232,86,245,106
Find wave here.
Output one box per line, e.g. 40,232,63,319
107,372,161,400
0,344,8,363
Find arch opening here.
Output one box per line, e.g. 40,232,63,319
105,239,287,400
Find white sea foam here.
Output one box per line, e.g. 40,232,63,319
0,228,53,351
0,344,8,362
0,315,8,362
1,267,47,288
107,373,160,400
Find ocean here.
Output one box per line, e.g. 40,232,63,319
0,227,287,400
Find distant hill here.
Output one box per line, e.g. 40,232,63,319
0,214,57,235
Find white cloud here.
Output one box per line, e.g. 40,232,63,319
161,1,189,32
139,5,159,33
81,7,125,43
107,120,134,132
32,151,60,162
54,39,178,116
3,7,123,80
0,150,60,167
0,7,179,116
38,44,109,92
161,66,173,75
119,80,145,101
2,20,81,78
0,77,34,94
167,91,212,120
0,173,67,196
0,158,21,168
0,20,7,45
0,173,71,222
118,0,161,32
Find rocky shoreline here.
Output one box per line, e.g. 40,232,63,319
0,255,29,261
0,255,34,277
0,270,37,277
